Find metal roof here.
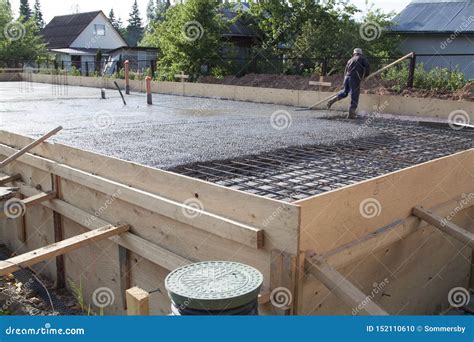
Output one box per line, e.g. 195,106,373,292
391,0,474,33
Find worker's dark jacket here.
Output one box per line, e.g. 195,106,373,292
344,54,371,81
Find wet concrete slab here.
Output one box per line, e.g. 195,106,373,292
0,82,381,169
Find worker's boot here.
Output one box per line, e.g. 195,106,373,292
348,108,357,119
327,97,339,109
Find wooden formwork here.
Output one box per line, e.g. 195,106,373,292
0,129,472,315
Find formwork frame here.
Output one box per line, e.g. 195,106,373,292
0,129,472,315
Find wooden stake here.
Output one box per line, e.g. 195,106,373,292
0,224,129,277
126,287,150,315
0,126,62,169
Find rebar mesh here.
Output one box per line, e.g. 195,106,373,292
170,119,473,202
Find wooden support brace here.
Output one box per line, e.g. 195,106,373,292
413,206,474,248
0,224,129,277
0,191,56,219
270,250,298,315
11,178,192,272
119,245,131,310
126,287,150,315
0,174,22,186
0,126,62,169
306,251,389,316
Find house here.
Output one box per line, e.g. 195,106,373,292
40,11,128,73
391,0,474,79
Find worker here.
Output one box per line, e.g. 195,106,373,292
327,48,370,119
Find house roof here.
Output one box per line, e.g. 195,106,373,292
40,11,103,48
222,7,258,38
391,0,474,34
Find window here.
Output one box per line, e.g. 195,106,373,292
94,24,105,36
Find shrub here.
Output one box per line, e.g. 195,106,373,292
382,63,467,92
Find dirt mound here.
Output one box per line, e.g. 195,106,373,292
198,74,473,102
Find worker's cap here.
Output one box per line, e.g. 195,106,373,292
353,48,363,55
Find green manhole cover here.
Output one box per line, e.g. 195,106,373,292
165,261,263,311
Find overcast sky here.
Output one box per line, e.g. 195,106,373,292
9,0,411,23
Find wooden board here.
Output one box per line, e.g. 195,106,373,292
297,149,474,315
0,224,129,276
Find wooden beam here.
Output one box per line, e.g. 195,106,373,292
0,191,56,219
13,180,192,271
413,206,474,248
0,144,263,248
270,250,298,315
306,252,388,316
126,287,150,315
0,174,22,186
0,126,62,169
119,246,131,310
309,81,332,87
51,174,66,289
0,224,129,277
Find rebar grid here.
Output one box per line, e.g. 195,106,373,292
170,119,473,202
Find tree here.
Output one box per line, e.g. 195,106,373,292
141,0,228,80
33,0,45,29
108,8,126,37
154,0,170,23
0,0,48,67
146,0,155,24
19,0,31,21
126,0,144,47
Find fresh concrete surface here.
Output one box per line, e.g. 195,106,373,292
0,82,381,169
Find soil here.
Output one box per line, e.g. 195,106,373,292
0,245,83,316
198,74,474,102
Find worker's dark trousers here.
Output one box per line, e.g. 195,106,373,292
337,76,361,110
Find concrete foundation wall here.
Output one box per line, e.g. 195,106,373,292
21,72,474,121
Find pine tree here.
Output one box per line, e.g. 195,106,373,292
146,0,155,24
154,0,170,23
19,0,31,21
126,0,144,46
108,8,126,38
33,0,44,29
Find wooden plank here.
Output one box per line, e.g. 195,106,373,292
0,191,56,219
270,250,298,315
0,130,299,237
0,224,129,277
309,81,332,87
51,174,66,289
14,180,192,271
0,126,62,168
413,206,474,248
0,174,21,186
0,143,264,249
119,246,131,310
126,287,150,315
306,252,388,316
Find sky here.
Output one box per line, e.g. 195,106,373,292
9,0,412,23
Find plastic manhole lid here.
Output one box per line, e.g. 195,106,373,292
165,261,263,310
